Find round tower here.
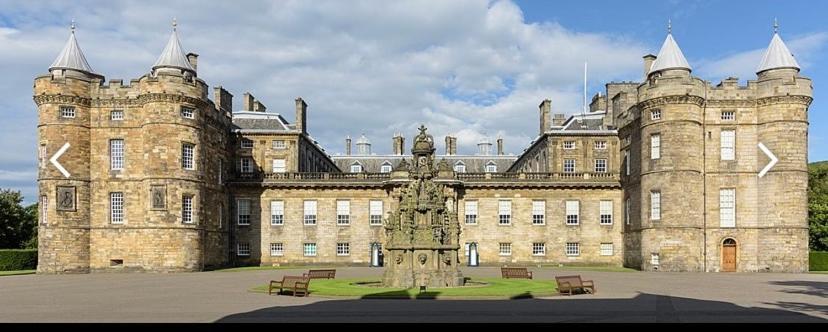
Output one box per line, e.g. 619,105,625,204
34,23,102,273
636,25,706,271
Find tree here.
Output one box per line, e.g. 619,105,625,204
808,162,828,251
0,189,37,249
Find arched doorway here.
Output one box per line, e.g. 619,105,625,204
721,238,737,272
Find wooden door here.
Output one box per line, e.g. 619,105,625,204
722,243,737,272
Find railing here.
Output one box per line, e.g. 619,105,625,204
234,171,618,183
456,172,619,182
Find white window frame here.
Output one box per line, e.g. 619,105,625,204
600,200,613,225
336,200,351,225
240,157,252,173
60,106,75,118
563,159,576,173
594,141,607,150
369,200,383,225
270,200,284,226
499,243,511,256
650,191,661,221
110,110,124,121
721,111,735,121
454,162,466,173
532,242,546,256
563,141,576,149
720,130,735,161
237,243,250,256
110,192,124,224
270,243,284,256
39,144,46,169
182,143,195,170
241,139,254,149
486,162,497,173
565,200,580,225
498,200,512,225
272,140,286,149
594,159,607,173
464,201,478,224
180,106,195,119
625,198,631,225
600,243,614,256
350,164,363,173
720,188,736,228
650,134,661,160
566,242,580,256
272,159,286,173
380,163,392,173
218,159,223,184
303,243,317,257
532,200,545,225
110,139,124,171
624,150,630,175
651,253,660,265
303,200,317,225
182,195,194,224
336,243,350,256
651,109,661,120
40,195,48,225
236,199,251,226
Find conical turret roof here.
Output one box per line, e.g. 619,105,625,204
49,23,95,74
649,33,692,73
756,32,800,74
152,21,195,72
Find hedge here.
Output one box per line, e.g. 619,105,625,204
0,249,37,271
811,252,828,271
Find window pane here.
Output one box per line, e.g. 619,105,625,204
271,201,284,225
651,191,661,220
110,192,124,224
110,139,124,170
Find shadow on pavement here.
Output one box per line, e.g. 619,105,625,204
215,292,827,323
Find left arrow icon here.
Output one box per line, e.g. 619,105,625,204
49,143,71,178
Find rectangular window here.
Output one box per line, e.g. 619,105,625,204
110,139,124,170
110,110,124,121
650,134,661,160
625,198,631,225
651,109,661,120
380,165,392,173
454,164,466,173
650,191,661,220
565,200,580,225
563,141,575,149
110,192,124,224
624,150,630,175
272,159,286,173
720,188,736,228
720,130,735,161
39,144,46,169
336,243,350,256
60,106,75,118
237,199,251,225
600,243,614,256
241,139,254,149
721,111,735,121
270,200,284,225
272,140,286,149
486,164,497,173
180,106,195,119
218,159,223,184
40,195,48,225
303,243,317,256
594,141,607,150
566,242,580,256
651,253,660,265
563,159,576,173
237,243,250,256
336,200,350,225
240,157,252,173
182,143,195,170
350,164,363,173
369,200,383,225
182,195,193,224
498,200,512,225
532,243,546,256
532,201,545,225
600,200,613,225
594,159,607,173
270,243,283,256
499,243,511,256
464,201,478,224
303,200,317,225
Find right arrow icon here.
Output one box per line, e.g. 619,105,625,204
758,142,778,178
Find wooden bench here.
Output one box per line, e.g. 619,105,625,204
501,267,533,279
555,275,595,295
268,276,310,297
303,269,336,279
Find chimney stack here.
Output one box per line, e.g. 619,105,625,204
253,100,267,113
295,97,307,134
213,86,233,113
392,133,405,155
345,136,352,156
242,92,255,112
445,135,457,155
186,53,198,71
497,137,504,155
643,54,656,79
552,113,566,126
539,99,551,135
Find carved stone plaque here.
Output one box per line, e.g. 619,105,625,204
56,186,76,211
150,185,166,210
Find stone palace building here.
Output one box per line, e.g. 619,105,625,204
34,22,812,273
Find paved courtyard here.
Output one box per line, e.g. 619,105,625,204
0,267,825,322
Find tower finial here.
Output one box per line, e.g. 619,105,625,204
773,18,779,34
70,19,75,34
172,17,177,31
668,19,672,34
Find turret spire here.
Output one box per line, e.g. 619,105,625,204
152,18,195,73
648,19,692,74
756,19,800,74
49,20,95,74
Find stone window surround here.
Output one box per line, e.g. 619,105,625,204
600,200,613,225
498,199,512,225
566,242,580,256
594,141,607,150
650,133,661,160
59,105,75,118
110,192,124,225
236,198,251,226
303,243,317,256
110,138,124,171
600,243,614,256
336,200,351,226
272,140,287,149
270,200,284,226
237,243,250,256
180,106,195,119
369,200,383,226
532,200,545,225
181,142,195,170
303,200,317,225
563,141,576,149
532,242,546,256
650,190,661,221
181,194,194,224
336,242,350,256
464,200,478,225
110,109,124,121
594,158,607,173
270,243,284,256
498,242,511,256
720,129,736,161
565,200,580,225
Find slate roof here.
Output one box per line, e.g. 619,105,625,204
757,32,800,73
332,155,517,173
50,27,95,74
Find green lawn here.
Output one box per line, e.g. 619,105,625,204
252,278,558,299
0,270,36,276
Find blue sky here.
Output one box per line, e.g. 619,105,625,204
1,0,827,203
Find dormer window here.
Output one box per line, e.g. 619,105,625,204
380,161,392,173
350,162,363,173
485,161,497,173
454,161,466,173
